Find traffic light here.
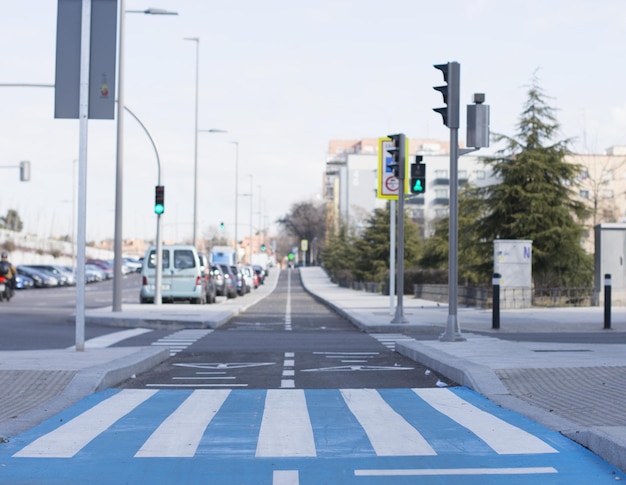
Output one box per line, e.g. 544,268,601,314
433,62,460,129
410,156,426,194
386,133,405,178
154,185,164,214
219,221,225,230
260,244,266,251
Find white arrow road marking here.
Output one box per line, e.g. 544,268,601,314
173,362,276,370
301,365,414,372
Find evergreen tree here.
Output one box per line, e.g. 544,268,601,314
420,185,491,284
478,76,592,287
354,203,422,283
321,224,359,284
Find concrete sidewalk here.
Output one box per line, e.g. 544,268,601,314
299,266,626,473
1,266,625,473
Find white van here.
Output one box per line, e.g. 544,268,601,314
140,244,207,304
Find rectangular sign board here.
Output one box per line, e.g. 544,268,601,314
377,137,409,199
55,0,118,119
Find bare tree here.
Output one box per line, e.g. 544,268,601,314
277,200,327,265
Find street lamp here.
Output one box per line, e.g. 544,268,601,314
197,128,227,247
184,36,200,248
112,3,178,312
231,141,239,262
248,174,254,263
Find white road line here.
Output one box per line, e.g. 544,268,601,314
284,269,292,331
355,467,558,476
14,390,157,458
135,389,231,457
273,470,299,485
340,389,436,456
414,388,558,455
256,389,316,457
66,328,153,349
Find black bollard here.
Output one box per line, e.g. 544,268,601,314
604,274,611,330
492,273,501,330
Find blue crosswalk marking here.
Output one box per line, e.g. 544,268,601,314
11,388,558,460
3,387,624,484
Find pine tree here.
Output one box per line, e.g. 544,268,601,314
478,76,592,287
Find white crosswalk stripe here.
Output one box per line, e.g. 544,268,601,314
151,329,213,356
371,333,417,351
13,388,559,459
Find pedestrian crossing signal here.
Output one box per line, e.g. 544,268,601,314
410,157,426,194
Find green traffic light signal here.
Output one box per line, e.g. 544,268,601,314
154,185,165,214
261,244,266,251
412,179,424,193
288,253,294,260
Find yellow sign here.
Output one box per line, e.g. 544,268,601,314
377,137,410,199
301,239,308,251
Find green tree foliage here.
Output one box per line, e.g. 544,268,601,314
277,200,327,264
478,77,592,287
321,224,359,283
0,209,24,232
420,185,491,284
322,203,422,284
353,203,422,283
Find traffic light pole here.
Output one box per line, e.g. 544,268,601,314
390,134,408,324
440,126,464,341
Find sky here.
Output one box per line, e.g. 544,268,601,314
1,0,626,243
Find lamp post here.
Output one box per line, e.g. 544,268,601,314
112,3,178,312
248,174,253,263
197,129,227,246
184,36,200,248
231,141,239,262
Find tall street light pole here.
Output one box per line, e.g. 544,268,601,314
231,141,239,262
197,128,227,241
248,174,253,263
112,4,177,312
184,37,200,249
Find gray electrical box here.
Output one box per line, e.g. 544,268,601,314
594,223,626,305
467,93,490,148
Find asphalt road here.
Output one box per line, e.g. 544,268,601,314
118,269,454,390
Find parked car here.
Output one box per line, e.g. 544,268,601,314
242,265,258,290
85,263,107,282
15,273,34,289
122,257,142,273
16,266,59,288
231,265,248,296
140,244,207,304
252,265,266,285
219,264,238,299
86,259,114,279
26,265,76,286
199,253,216,304
211,264,226,297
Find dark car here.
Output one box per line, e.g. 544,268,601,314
231,265,246,296
15,273,34,289
211,264,226,297
199,253,216,304
219,264,238,299
16,266,59,288
252,265,266,285
26,265,75,286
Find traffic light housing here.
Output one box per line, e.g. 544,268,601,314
260,244,266,251
154,185,164,214
410,156,426,194
433,62,460,129
219,221,225,230
386,133,405,178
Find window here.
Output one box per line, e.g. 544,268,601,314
434,169,448,179
602,170,614,183
174,250,196,269
148,250,169,269
579,189,590,199
474,170,486,180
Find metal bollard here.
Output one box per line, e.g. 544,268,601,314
604,273,611,330
492,273,501,330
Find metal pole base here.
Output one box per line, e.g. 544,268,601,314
439,315,466,342
390,306,408,324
